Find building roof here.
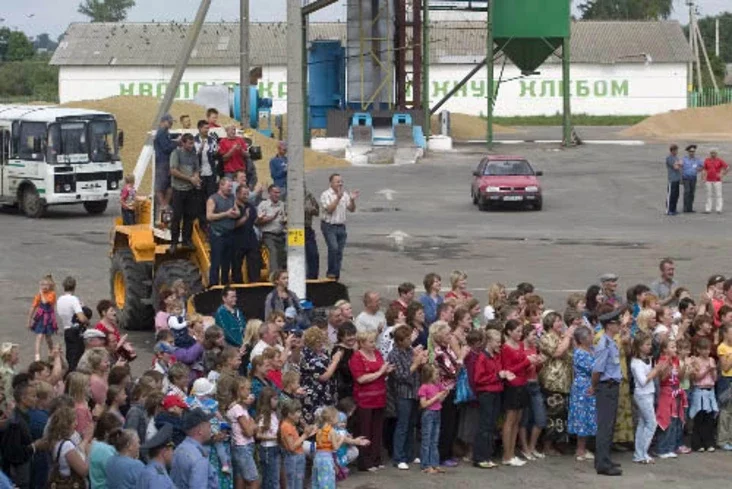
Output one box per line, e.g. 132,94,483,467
51,20,693,67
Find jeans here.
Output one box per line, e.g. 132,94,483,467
232,444,259,482
392,398,418,464
283,452,305,489
521,381,547,429
474,392,501,463
121,208,136,225
594,382,619,473
258,445,280,489
305,226,319,279
320,222,347,279
682,177,697,212
170,189,197,245
632,392,657,462
657,417,683,454
214,441,231,467
666,180,680,214
705,181,723,213
420,409,441,469
262,232,287,275
209,231,234,286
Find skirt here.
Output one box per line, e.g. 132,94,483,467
503,385,529,411
32,302,57,335
457,403,479,443
312,451,336,489
542,389,569,443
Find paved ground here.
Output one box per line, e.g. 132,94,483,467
1,128,730,486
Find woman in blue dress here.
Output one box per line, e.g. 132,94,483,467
568,326,597,462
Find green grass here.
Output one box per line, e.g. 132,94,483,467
491,114,648,126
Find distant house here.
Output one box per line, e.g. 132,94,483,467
51,20,693,117
725,64,732,87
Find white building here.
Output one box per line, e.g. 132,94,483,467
51,20,693,117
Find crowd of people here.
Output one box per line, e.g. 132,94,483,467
664,144,728,215
2,257,732,489
141,111,360,284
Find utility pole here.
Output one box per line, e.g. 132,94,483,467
715,18,720,58
691,3,703,91
486,0,493,147
240,0,250,127
286,0,306,299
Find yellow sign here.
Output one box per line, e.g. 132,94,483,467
288,228,305,247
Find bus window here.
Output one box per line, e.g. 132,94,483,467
89,119,119,162
18,122,46,161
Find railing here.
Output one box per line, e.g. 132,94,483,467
689,88,732,108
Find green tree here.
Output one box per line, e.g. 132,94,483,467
0,28,35,61
578,0,673,20
78,0,136,22
697,12,732,64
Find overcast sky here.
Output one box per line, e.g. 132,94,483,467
1,0,728,38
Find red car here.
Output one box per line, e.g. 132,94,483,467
471,155,543,211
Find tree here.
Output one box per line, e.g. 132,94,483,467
78,0,136,22
0,28,35,62
696,12,732,64
34,33,59,53
578,0,673,20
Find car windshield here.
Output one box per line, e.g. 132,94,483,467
89,119,119,162
484,160,533,176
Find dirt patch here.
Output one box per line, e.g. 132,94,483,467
431,113,517,140
61,96,349,193
621,104,732,142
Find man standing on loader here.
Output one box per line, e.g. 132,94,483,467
168,134,201,254
154,114,179,221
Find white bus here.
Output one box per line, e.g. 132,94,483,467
0,105,124,217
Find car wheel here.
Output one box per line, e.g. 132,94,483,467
533,199,543,211
478,196,490,211
472,190,478,205
21,185,46,218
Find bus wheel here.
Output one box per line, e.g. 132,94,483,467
84,200,108,215
21,186,46,218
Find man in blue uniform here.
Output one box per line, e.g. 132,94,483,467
138,424,176,489
592,308,624,476
171,408,215,489
681,144,703,213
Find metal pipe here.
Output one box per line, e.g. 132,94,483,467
562,35,571,147
239,0,250,127
302,0,341,16
422,0,430,137
485,0,493,147
430,58,487,115
412,0,422,110
286,0,306,299
395,0,406,108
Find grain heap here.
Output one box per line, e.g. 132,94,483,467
621,104,732,142
61,96,349,192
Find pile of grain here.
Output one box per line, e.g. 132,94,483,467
61,96,349,193
621,104,732,142
431,113,516,140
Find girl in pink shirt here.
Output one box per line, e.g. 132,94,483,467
690,338,718,452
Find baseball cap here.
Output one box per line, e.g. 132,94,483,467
154,341,175,355
284,306,298,320
162,394,188,411
181,407,214,432
0,343,18,357
190,378,215,397
140,423,174,451
599,273,619,283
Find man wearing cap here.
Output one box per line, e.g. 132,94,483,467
171,408,215,489
592,309,624,476
138,424,176,489
702,148,729,214
154,114,180,216
665,144,682,215
270,141,288,199
599,274,624,308
681,144,703,213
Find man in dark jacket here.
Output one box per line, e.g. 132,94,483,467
153,114,180,218
232,184,261,283
2,381,42,489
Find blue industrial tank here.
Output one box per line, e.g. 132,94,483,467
232,85,273,137
308,40,345,130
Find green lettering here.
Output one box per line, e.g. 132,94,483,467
611,80,629,97
539,81,555,97
156,82,167,98
433,81,449,97
277,81,287,98
259,82,275,98
519,80,536,97
576,80,590,97
455,81,468,98
470,80,485,98
594,80,608,97
119,83,134,96
139,82,153,97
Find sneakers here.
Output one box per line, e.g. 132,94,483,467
397,462,409,470
367,467,379,473
658,452,678,459
531,450,546,459
521,451,536,461
502,457,526,467
722,443,732,451
575,452,595,462
707,447,716,453
697,448,705,453
412,458,421,464
221,464,232,475
677,446,692,455
473,461,497,469
440,459,459,468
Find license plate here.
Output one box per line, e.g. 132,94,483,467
503,195,523,201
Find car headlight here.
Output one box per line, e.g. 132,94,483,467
484,186,500,192
110,181,118,189
525,186,539,192
63,184,72,192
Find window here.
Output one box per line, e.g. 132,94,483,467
89,119,119,162
484,160,534,176
18,122,47,161
0,129,9,164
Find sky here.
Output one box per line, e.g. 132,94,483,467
0,0,729,39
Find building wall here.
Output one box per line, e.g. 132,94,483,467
59,62,687,116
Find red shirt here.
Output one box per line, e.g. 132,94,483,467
218,137,248,174
704,157,728,182
95,321,121,343
471,350,505,393
389,299,408,316
267,369,283,389
348,350,387,409
500,342,531,387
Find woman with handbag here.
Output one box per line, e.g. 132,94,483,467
47,406,93,489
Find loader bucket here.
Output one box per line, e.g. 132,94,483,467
191,279,350,320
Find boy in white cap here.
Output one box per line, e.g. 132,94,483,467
186,378,231,474
702,148,729,214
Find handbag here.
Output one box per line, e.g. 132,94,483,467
454,367,475,404
48,440,86,489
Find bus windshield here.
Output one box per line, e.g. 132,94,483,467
48,122,89,163
89,119,119,162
